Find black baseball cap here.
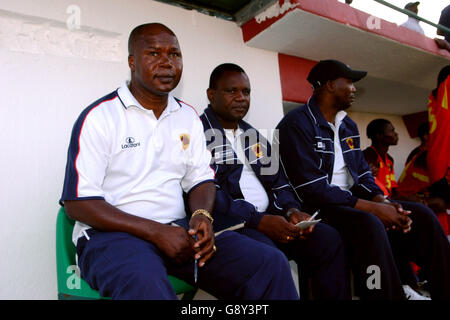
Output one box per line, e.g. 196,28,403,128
307,59,367,89
404,2,419,10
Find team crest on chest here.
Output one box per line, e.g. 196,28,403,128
346,137,354,150
251,143,263,158
180,133,190,150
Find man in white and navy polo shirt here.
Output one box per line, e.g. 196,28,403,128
60,23,298,300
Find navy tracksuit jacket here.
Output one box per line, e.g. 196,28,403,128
276,96,384,209
200,105,350,300
200,105,301,232
276,96,450,300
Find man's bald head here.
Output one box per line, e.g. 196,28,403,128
128,23,177,55
127,23,183,100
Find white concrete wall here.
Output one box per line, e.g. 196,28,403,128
0,0,283,299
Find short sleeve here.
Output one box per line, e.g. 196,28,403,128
60,109,109,203
181,116,215,193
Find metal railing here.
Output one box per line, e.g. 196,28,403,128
373,0,450,35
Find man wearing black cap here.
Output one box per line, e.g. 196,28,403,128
400,2,424,35
276,59,450,300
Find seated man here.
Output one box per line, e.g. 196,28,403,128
276,59,450,300
405,122,428,164
363,119,398,198
396,123,448,234
59,23,299,300
200,63,348,300
363,119,447,289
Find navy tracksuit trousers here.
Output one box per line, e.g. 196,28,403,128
318,200,450,300
76,227,299,300
236,222,350,300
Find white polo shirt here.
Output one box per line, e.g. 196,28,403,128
329,111,354,191
224,128,269,212
400,17,424,35
61,82,214,244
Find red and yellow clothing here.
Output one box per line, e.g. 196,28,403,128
363,146,397,197
427,75,450,184
374,177,389,197
397,149,430,197
397,149,449,235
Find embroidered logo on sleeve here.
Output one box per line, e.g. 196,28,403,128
346,137,354,150
180,133,190,150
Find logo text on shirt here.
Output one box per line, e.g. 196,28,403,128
121,137,141,149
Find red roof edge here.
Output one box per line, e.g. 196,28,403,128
242,0,450,58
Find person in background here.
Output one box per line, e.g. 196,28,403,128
435,5,450,51
396,122,448,234
363,119,398,198
276,59,450,300
363,119,447,212
363,123,439,299
405,122,428,164
426,65,450,209
400,2,424,35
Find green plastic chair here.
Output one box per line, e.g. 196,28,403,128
56,206,197,300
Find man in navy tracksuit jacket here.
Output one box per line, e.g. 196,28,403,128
276,59,450,300
200,63,349,300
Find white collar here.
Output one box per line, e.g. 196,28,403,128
406,17,420,24
117,81,180,113
224,127,243,138
328,110,347,129
335,110,347,125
